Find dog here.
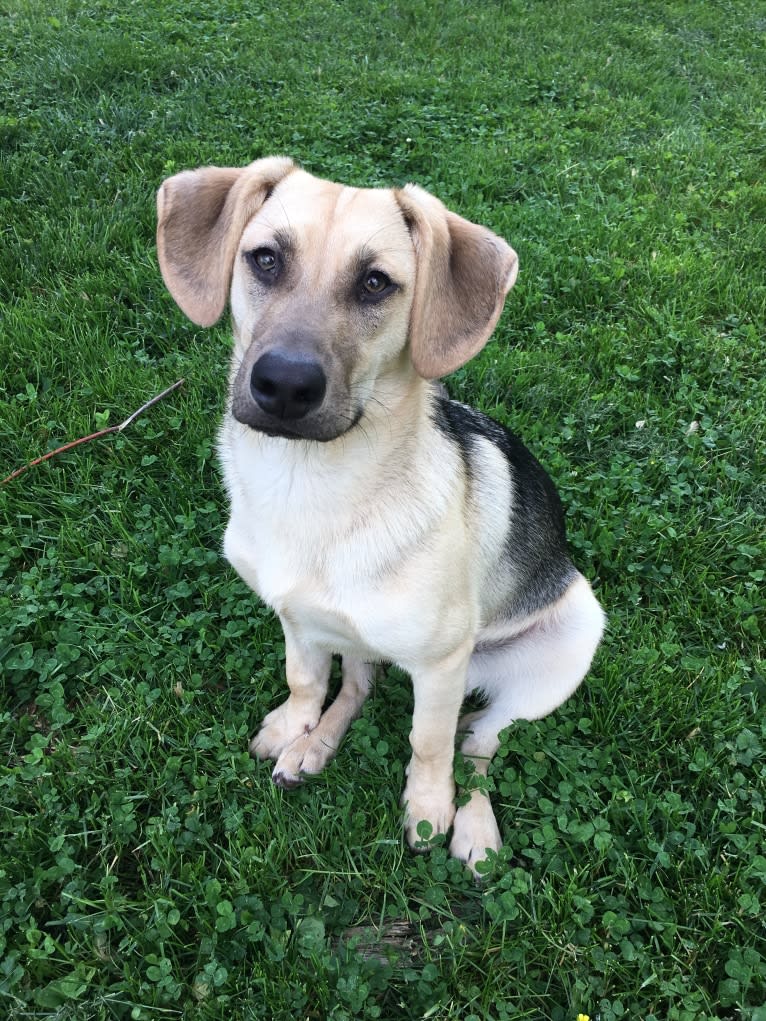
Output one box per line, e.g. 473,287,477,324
156,157,605,872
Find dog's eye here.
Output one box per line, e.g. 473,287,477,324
358,270,395,303
246,247,281,281
363,271,390,294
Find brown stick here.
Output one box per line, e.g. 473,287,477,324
1,378,185,485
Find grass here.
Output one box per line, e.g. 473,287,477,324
1,0,764,1017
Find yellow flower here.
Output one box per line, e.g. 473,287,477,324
577,1015,590,1021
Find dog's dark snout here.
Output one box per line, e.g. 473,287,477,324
250,350,327,420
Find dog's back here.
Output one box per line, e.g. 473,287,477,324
432,394,577,623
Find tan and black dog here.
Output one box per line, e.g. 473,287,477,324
157,157,604,872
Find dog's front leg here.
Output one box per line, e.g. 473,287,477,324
250,617,331,767
272,657,374,787
402,641,472,848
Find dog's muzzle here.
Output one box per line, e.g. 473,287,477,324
249,349,327,420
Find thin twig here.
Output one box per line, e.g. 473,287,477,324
116,378,185,431
1,378,185,485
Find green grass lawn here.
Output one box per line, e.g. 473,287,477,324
1,0,765,1017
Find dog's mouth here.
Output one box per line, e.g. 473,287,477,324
231,402,364,443
230,342,366,441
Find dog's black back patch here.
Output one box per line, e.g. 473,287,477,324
432,395,576,618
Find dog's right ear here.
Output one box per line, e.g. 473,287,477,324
156,156,295,327
395,184,518,379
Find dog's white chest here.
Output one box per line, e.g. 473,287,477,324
219,418,472,665
223,514,380,656
220,442,384,654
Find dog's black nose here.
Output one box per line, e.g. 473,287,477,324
250,350,327,420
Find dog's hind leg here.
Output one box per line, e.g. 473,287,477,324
271,657,374,788
450,574,604,873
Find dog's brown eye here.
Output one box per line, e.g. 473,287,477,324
363,271,390,294
252,248,277,273
246,246,283,285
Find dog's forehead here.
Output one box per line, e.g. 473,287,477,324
246,170,410,254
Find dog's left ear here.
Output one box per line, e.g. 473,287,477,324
156,156,295,327
395,185,518,379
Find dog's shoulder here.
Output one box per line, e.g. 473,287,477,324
429,390,575,617
430,393,563,518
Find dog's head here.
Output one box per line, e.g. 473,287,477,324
157,157,518,441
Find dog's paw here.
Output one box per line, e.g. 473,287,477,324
271,729,337,788
449,795,502,876
249,699,321,763
401,778,456,851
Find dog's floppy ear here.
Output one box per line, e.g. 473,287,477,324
395,184,518,379
156,156,295,327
